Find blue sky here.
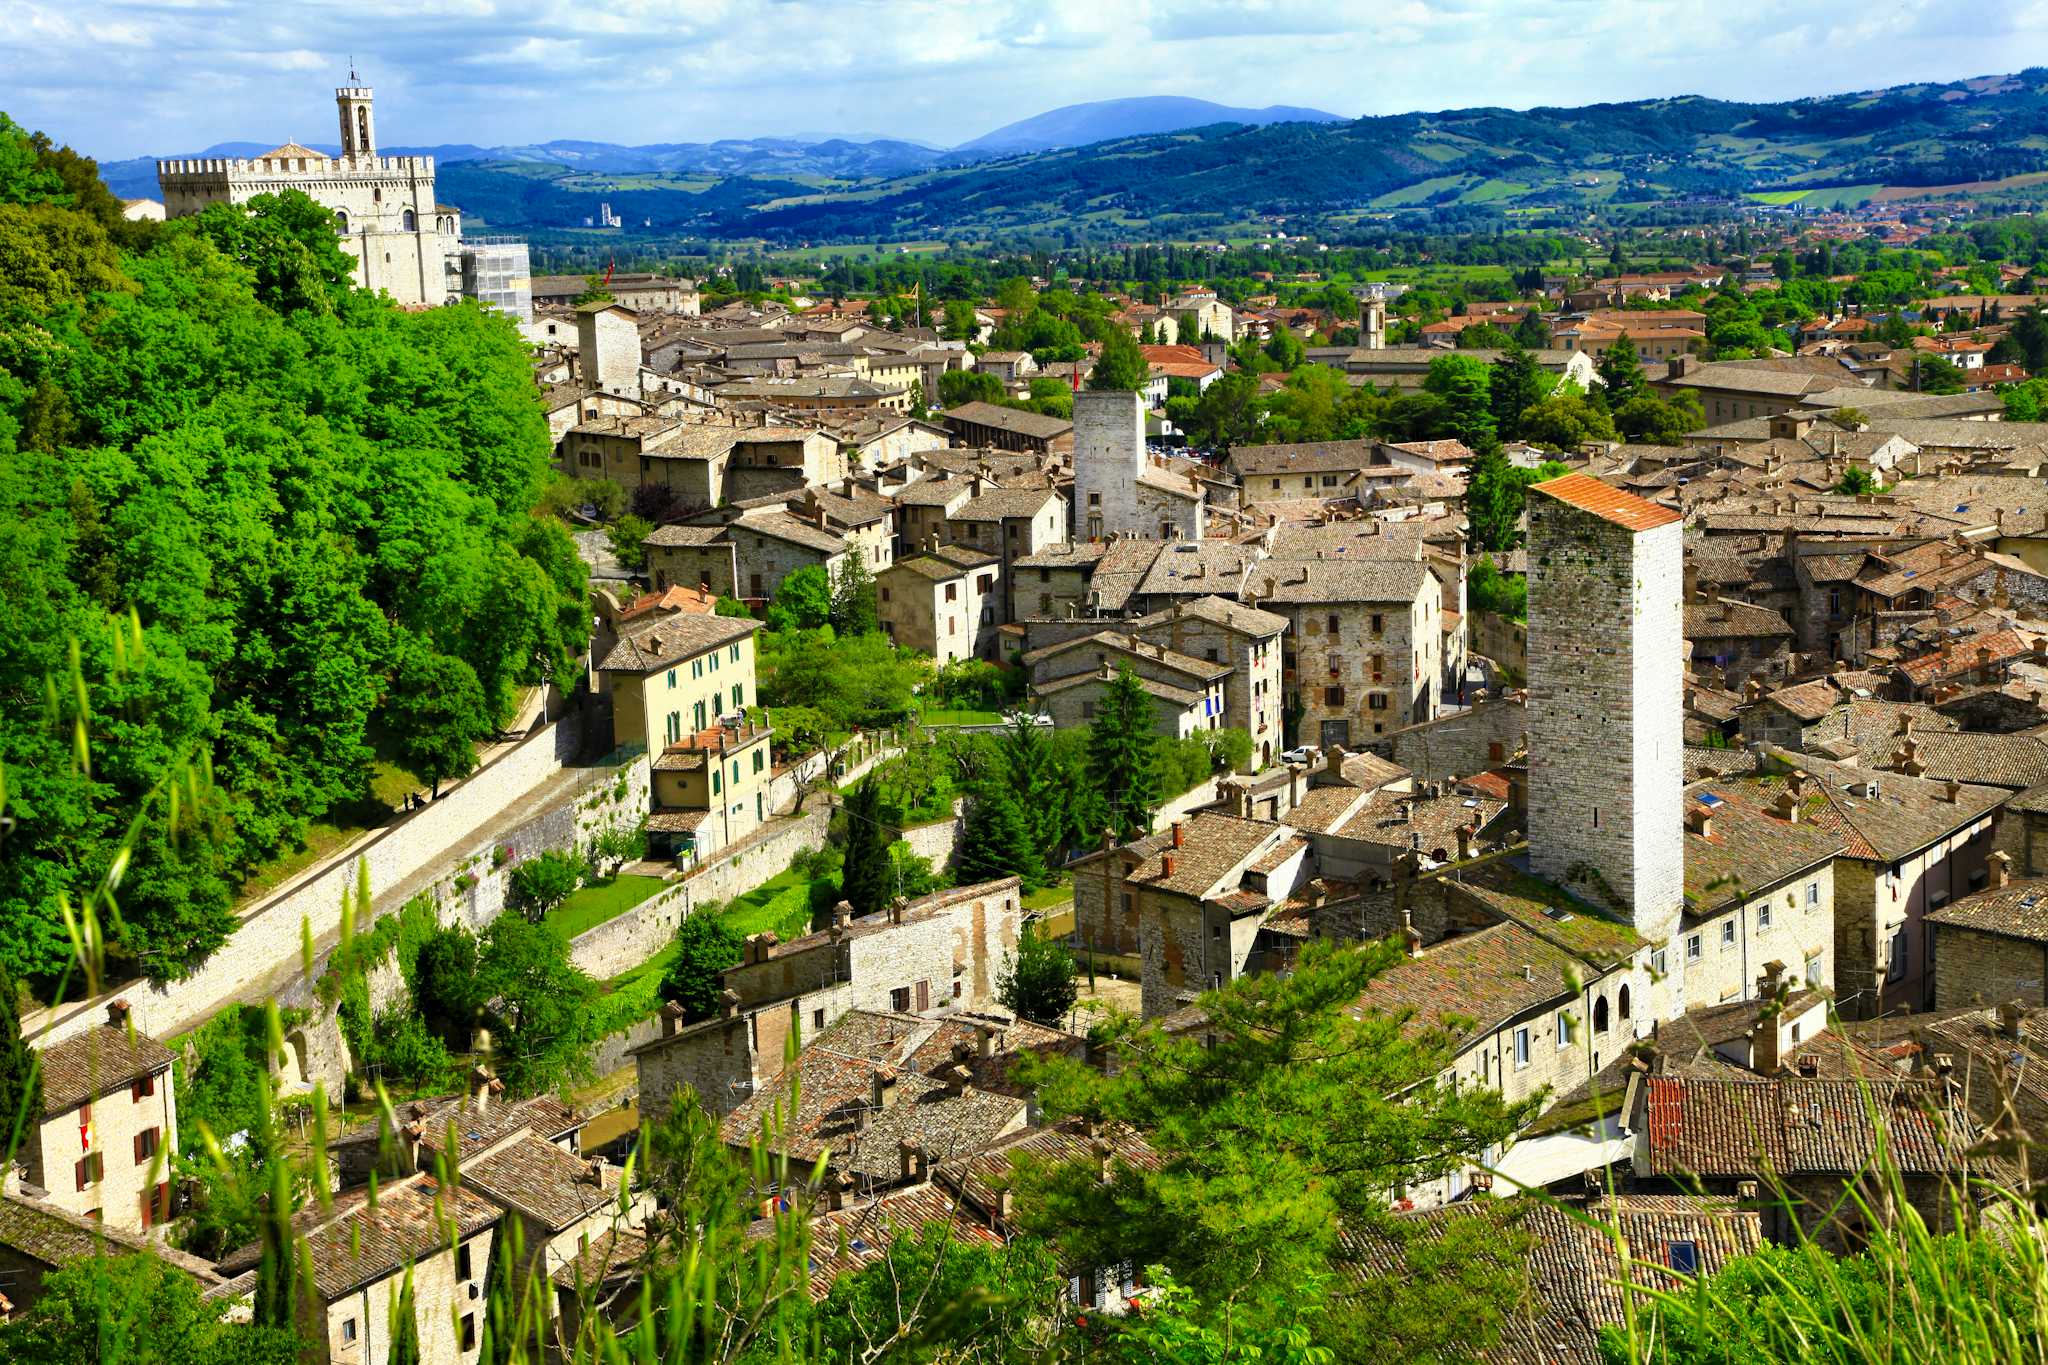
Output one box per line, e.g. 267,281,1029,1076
9,0,2048,159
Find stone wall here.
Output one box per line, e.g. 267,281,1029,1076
1381,696,1527,782
676,809,831,907
1932,924,2048,1011
568,879,692,981
1470,610,1528,677
902,806,966,869
30,712,593,1049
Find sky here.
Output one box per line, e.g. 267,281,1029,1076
10,0,2048,160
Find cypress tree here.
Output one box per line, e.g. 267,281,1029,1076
840,775,894,917
958,787,1045,891
1088,665,1161,842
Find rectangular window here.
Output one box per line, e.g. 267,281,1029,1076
1324,685,1344,706
1887,929,1909,981
667,668,677,689
457,1241,473,1281
343,1319,358,1346
712,770,722,795
1371,614,1385,633
945,583,958,602
461,1313,476,1352
131,1073,155,1101
1555,1010,1570,1049
1806,882,1819,907
1327,613,1340,636
133,1127,159,1164
890,987,911,1012
1513,1028,1531,1069
730,644,740,662
732,684,743,711
1686,935,1702,962
1652,948,1668,976
1758,904,1772,929
74,1152,102,1191
813,1008,825,1030
1721,921,1736,947
753,750,765,773
1668,1241,1700,1276
1368,693,1388,711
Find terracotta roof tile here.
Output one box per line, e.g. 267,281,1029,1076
1532,472,1683,532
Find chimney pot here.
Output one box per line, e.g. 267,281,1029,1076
1171,821,1184,849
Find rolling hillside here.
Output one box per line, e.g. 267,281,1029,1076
105,72,2048,241
958,96,1343,153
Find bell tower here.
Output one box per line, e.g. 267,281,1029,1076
336,81,376,159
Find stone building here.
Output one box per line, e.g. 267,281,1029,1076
532,272,698,315
1072,389,1202,541
1927,868,2048,1010
219,1173,498,1365
1257,559,1442,749
24,1002,176,1233
940,402,1073,454
1525,472,1686,944
157,84,458,307
877,544,1003,664
577,301,643,398
0,1184,227,1315
1022,632,1231,739
631,880,1026,1118
944,487,1068,623
1126,597,1288,768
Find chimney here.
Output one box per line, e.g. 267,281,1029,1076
993,1185,1014,1221
1687,805,1714,840
2000,999,2025,1039
660,1000,687,1038
941,1063,972,1097
888,896,907,925
1772,789,1800,823
1456,823,1475,861
1742,677,1762,704
468,1064,500,1112
899,1139,928,1184
1991,850,2013,889
1402,908,1423,959
1521,964,1534,982
720,988,742,1020
1161,852,1177,879
106,999,132,1031
1944,778,1963,804
578,1158,606,1187
976,1023,1001,1059
1171,821,1184,850
873,1068,899,1110
1090,1137,1114,1184
826,1169,854,1212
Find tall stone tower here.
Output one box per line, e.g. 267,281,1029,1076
1072,388,1146,541
336,85,377,159
1525,472,1684,943
1360,297,1386,350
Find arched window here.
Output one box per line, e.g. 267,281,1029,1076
402,208,417,232
1618,984,1632,1022
357,107,370,150
333,209,349,234
1593,996,1610,1034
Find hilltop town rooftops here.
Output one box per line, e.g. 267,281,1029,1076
1927,877,2048,943
940,402,1074,440
1637,1075,1967,1178
1533,472,1683,533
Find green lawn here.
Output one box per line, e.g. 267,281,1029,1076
1022,875,1074,912
919,708,1004,727
548,874,667,940
719,867,828,942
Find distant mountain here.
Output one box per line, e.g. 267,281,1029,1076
958,96,1346,154
96,134,950,200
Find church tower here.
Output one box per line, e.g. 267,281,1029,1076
1525,472,1685,943
337,85,377,159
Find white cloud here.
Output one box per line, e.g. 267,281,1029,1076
3,0,2044,158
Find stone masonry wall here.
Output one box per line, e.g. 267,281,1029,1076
1932,925,2048,1011
1382,696,1527,782
31,712,591,1049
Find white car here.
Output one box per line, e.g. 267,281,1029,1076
1280,746,1315,765
1003,711,1056,728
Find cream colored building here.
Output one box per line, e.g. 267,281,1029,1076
25,1003,177,1234
157,84,457,308
598,613,763,752
877,544,1003,664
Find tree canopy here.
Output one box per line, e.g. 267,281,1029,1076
0,117,587,986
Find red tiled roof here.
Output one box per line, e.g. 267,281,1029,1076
1532,472,1683,533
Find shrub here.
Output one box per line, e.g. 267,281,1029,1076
507,848,583,921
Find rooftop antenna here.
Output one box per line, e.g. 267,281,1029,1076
348,56,359,82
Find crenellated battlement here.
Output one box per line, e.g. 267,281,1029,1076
157,154,435,178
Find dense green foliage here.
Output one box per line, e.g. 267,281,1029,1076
661,909,745,1021
0,1252,304,1365
0,118,586,986
839,775,896,918
0,972,38,1158
1016,938,1537,1346
996,922,1079,1026
1088,666,1163,842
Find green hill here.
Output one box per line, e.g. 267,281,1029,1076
440,70,2048,241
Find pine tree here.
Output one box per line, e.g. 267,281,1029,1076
840,775,894,917
1487,344,1545,443
1087,665,1161,842
0,972,40,1159
958,786,1045,891
1512,310,1550,349
1002,716,1063,866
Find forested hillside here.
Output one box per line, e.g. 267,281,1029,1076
0,114,586,988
